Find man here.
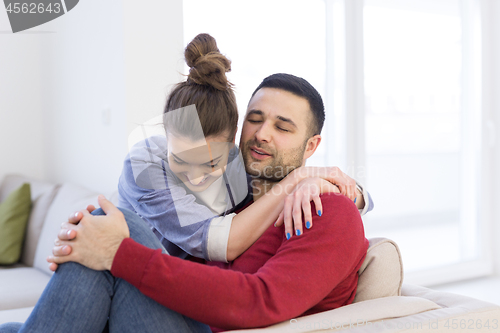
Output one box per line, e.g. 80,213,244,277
0,74,370,333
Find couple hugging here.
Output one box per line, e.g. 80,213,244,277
0,34,374,333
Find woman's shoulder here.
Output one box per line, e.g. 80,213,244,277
128,135,168,161
123,135,173,191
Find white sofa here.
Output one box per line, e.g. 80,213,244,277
0,174,118,323
0,174,499,332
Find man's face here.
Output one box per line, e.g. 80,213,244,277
240,88,312,182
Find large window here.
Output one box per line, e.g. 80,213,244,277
183,0,490,285
183,0,326,167
361,0,486,284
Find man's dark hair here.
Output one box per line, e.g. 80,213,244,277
250,73,325,136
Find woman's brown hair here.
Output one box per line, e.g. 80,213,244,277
163,33,238,142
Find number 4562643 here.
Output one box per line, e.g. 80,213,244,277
6,3,61,14
444,319,498,330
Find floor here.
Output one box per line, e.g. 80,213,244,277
430,276,500,306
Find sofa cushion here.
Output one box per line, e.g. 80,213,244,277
228,285,500,333
33,183,100,275
0,174,60,267
399,284,500,329
0,263,26,270
0,183,31,265
0,306,34,326
0,267,51,310
227,296,441,333
353,237,404,303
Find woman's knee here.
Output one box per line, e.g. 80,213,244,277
91,207,165,252
90,208,105,216
91,207,148,234
119,209,165,251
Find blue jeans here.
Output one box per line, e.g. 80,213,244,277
0,208,212,333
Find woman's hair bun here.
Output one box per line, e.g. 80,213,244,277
185,33,232,91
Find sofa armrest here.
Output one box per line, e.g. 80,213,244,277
354,237,404,302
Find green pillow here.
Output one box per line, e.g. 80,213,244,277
0,183,31,265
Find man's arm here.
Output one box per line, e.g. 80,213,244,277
225,165,374,260
49,195,367,329
111,194,368,330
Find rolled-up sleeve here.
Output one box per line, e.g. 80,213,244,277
206,214,235,262
356,182,374,216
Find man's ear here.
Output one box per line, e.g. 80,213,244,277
303,135,322,161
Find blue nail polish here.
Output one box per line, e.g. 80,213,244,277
286,233,291,240
318,210,322,216
296,229,301,236
354,197,357,204
306,221,311,229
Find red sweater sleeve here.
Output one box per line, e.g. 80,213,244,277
111,193,368,330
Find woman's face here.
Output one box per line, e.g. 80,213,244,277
167,132,233,192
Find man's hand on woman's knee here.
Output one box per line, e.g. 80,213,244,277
47,204,96,271
47,196,130,271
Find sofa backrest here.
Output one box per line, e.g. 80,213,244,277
0,174,59,267
33,183,101,275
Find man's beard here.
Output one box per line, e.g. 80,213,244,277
241,139,307,182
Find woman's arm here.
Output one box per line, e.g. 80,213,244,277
225,166,373,261
225,170,337,260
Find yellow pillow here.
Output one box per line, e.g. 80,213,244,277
0,183,31,265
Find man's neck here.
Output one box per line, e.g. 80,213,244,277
251,178,279,201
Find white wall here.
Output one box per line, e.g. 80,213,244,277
0,0,184,194
40,0,128,194
122,0,185,137
488,0,500,276
0,11,47,183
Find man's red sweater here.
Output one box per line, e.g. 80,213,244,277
110,193,369,331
